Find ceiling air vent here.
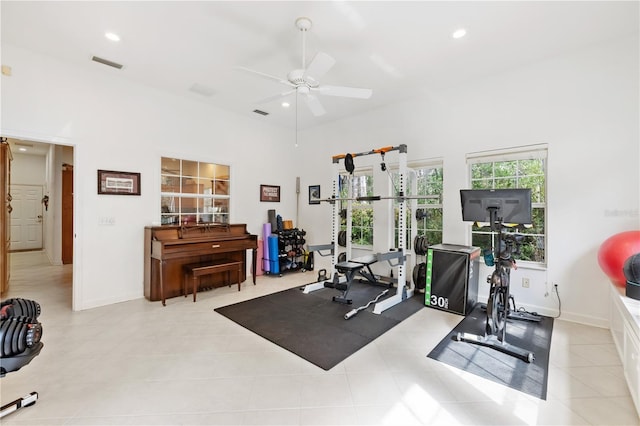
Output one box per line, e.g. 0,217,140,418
14,141,34,147
253,109,269,116
188,83,215,97
91,56,123,70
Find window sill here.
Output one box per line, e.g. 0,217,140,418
516,261,547,271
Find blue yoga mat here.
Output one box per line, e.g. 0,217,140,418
268,235,280,274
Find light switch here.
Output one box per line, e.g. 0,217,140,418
98,216,115,225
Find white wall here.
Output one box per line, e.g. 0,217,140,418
3,33,638,326
295,34,640,327
1,44,296,310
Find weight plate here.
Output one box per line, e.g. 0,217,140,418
338,230,347,247
417,263,426,289
421,235,429,254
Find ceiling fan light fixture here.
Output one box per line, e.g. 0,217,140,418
237,16,372,118
295,17,312,31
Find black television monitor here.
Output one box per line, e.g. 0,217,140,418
460,188,532,224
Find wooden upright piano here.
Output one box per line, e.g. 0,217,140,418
144,223,258,305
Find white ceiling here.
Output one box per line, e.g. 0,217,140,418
4,137,50,156
1,1,638,131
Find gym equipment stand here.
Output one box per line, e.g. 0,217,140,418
303,144,414,316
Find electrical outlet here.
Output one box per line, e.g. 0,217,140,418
522,277,530,288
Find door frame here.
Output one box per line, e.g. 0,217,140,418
61,164,73,264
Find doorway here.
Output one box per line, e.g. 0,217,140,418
3,137,75,303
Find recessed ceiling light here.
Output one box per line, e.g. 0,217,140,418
105,32,120,42
282,102,290,108
452,28,467,39
18,147,27,152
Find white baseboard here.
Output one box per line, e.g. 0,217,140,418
78,293,144,311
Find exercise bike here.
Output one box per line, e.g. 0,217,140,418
456,209,535,363
486,233,542,325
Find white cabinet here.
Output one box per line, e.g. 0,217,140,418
610,284,640,416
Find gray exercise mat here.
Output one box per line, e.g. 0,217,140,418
428,303,553,400
215,281,424,370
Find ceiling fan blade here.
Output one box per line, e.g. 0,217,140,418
235,66,294,87
304,93,326,116
255,89,296,104
303,52,336,81
315,85,373,99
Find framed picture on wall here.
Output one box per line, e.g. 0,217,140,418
309,185,321,204
97,170,141,195
260,184,280,202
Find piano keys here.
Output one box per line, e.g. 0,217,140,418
144,223,258,305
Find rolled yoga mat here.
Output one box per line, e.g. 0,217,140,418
262,223,271,273
268,209,277,233
268,235,280,274
256,239,264,276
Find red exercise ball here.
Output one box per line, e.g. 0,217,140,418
598,231,640,287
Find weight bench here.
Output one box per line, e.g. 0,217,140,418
348,255,381,285
345,254,395,287
183,259,243,302
323,253,395,304
324,261,366,304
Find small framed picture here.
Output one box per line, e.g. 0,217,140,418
309,185,321,204
97,170,141,195
260,184,280,202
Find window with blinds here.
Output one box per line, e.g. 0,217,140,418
466,145,547,265
391,162,444,249
339,170,374,247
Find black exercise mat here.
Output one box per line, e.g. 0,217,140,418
427,303,554,400
215,282,424,370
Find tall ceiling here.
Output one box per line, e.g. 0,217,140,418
1,1,638,130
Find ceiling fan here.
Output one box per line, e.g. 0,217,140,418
237,17,372,117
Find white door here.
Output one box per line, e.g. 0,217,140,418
9,185,43,251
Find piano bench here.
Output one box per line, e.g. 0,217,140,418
183,259,243,302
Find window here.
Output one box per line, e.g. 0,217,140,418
392,163,444,249
160,157,230,225
467,146,547,265
340,171,374,246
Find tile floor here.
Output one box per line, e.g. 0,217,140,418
1,251,638,425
